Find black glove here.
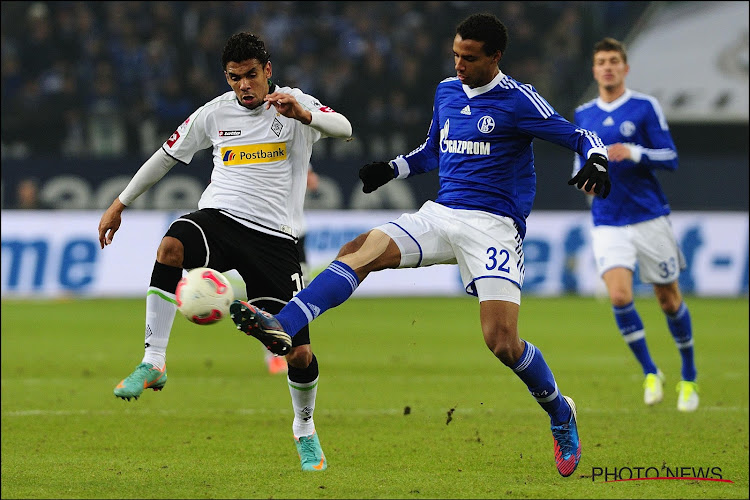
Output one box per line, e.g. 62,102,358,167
568,153,611,198
359,161,395,193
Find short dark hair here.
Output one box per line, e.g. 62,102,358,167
456,13,508,57
593,37,628,64
221,32,270,69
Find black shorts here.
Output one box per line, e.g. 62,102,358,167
165,208,310,346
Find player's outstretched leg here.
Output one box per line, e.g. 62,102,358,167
551,396,581,477
230,300,292,355
114,363,167,401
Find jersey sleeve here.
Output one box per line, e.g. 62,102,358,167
515,86,607,161
291,90,325,142
629,98,678,170
162,105,213,164
390,90,441,178
571,108,585,176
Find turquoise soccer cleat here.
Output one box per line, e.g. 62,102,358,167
294,432,327,471
114,363,167,401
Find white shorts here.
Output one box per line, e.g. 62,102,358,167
375,201,523,304
591,215,686,284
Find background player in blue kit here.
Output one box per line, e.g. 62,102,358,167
231,13,610,477
572,37,698,412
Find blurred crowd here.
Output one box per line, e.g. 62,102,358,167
1,1,647,160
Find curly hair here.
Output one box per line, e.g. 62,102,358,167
221,32,271,69
456,13,508,57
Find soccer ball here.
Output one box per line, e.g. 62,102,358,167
176,267,234,325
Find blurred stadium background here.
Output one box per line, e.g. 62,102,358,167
1,4,748,498
1,0,748,299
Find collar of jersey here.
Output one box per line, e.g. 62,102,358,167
596,88,633,113
462,70,505,99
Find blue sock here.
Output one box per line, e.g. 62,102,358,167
276,260,360,337
666,302,697,382
613,302,658,375
511,340,571,426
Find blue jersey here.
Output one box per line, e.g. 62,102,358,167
390,71,606,239
573,89,678,226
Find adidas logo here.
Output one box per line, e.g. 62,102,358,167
461,105,471,115
308,303,321,318
603,116,614,126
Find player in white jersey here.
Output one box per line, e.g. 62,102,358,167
230,13,611,478
572,37,698,412
98,32,352,471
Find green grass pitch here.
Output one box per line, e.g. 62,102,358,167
2,295,748,499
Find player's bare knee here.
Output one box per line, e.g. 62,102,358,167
336,233,367,258
338,230,399,275
609,289,632,307
156,236,184,267
287,345,312,368
483,330,522,366
654,282,682,314
486,339,518,366
656,291,681,314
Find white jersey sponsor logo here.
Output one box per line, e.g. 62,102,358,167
439,119,491,155
220,143,287,165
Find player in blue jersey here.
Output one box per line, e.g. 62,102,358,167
572,37,698,412
231,13,611,477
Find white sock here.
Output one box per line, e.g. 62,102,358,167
289,376,318,438
141,287,177,368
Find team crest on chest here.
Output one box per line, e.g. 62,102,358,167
477,116,495,133
619,120,636,137
271,117,283,137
